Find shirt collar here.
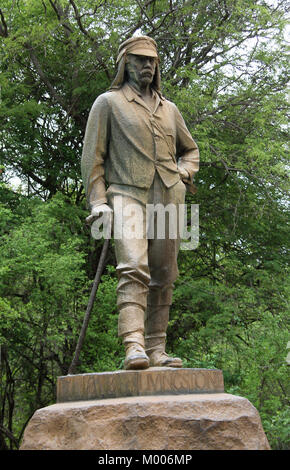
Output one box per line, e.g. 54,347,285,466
122,82,164,105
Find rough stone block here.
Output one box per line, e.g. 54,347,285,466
20,393,270,450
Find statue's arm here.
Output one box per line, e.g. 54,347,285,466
81,94,111,212
174,105,199,183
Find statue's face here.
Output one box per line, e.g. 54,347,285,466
126,54,157,88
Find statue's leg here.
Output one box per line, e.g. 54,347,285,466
145,238,183,367
110,192,150,370
145,176,186,367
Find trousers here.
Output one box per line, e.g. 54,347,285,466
107,172,186,342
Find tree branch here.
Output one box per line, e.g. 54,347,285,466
0,8,8,37
24,42,66,108
68,0,111,79
0,424,19,448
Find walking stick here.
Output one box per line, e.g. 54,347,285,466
67,225,110,375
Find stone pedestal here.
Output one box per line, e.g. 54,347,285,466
20,368,270,450
57,367,224,402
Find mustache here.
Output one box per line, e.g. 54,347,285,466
141,68,154,74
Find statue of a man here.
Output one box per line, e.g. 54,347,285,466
81,36,199,370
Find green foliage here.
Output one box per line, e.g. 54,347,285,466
0,0,289,450
0,191,119,448
263,408,290,450
80,270,122,373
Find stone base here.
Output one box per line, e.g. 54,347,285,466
20,368,270,450
57,367,224,402
20,393,270,450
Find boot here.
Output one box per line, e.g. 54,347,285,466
118,305,149,370
123,332,149,370
124,342,149,370
145,305,183,368
146,339,183,367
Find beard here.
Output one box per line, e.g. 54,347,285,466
139,70,154,86
126,62,155,90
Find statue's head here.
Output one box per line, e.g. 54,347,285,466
110,36,161,93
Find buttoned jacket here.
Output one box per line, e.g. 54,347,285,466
81,83,199,207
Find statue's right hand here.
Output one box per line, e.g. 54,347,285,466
178,166,190,182
85,203,113,225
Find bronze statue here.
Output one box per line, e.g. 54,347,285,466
81,36,199,370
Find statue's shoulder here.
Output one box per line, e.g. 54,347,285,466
160,95,179,114
93,91,113,104
95,89,123,106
